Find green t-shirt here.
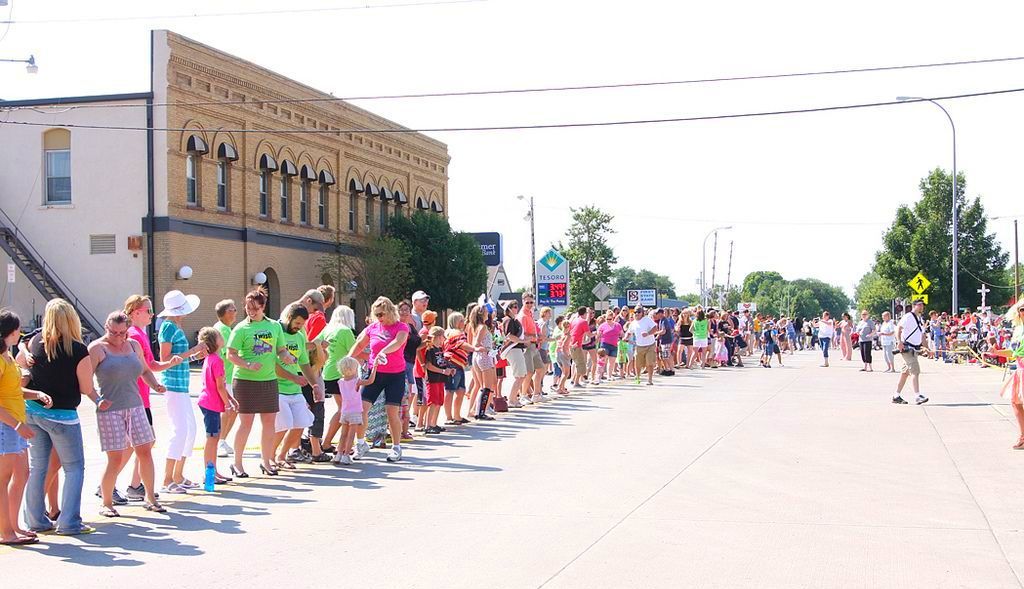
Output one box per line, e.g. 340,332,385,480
214,321,235,384
692,319,709,340
277,327,309,395
227,317,284,382
317,324,356,381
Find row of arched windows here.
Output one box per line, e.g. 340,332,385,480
182,131,445,235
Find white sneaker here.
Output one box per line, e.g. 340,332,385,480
217,440,233,458
531,395,543,403
335,453,353,465
354,440,370,460
915,394,929,405
521,396,533,405
386,445,402,463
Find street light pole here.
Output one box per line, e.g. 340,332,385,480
897,96,957,314
517,195,536,295
701,225,731,307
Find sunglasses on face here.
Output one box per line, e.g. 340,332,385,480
107,329,128,337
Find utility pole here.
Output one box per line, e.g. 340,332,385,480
1015,219,1020,302
710,231,719,307
723,240,734,308
517,195,537,296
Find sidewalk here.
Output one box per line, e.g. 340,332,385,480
3,350,1023,588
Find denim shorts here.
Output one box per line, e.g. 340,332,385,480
445,367,467,392
200,407,221,437
405,361,415,385
0,421,29,455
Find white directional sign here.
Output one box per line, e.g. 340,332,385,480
592,281,610,301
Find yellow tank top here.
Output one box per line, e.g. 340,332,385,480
0,353,24,422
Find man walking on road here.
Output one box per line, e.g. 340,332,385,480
633,306,662,386
893,300,931,405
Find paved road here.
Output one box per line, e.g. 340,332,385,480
4,349,1024,588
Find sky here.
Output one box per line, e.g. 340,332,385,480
1,0,1023,301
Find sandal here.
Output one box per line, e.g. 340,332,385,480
456,418,470,425
1014,438,1024,450
276,461,297,470
320,445,337,454
0,536,39,545
310,453,333,463
99,506,120,518
444,420,459,426
144,502,167,513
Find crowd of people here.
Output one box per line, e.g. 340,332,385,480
0,284,1021,545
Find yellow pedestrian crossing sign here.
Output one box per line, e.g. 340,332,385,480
908,272,931,294
911,294,929,305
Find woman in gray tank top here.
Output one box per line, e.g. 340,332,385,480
90,311,167,516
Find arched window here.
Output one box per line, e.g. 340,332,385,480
318,170,334,229
43,129,72,204
184,134,208,206
299,180,310,224
258,153,277,218
279,160,297,221
364,181,379,233
348,178,362,234
216,142,238,211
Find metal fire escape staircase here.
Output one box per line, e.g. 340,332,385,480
0,208,103,339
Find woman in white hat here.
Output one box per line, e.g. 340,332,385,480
157,289,209,494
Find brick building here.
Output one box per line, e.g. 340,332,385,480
0,30,449,339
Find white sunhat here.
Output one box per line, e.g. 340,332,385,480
158,290,201,317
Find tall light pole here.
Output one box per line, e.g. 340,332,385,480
517,195,536,295
898,95,957,314
0,55,38,74
701,225,731,307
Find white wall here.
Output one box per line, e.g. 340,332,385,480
0,99,149,326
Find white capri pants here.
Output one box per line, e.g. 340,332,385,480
275,394,315,432
165,392,197,460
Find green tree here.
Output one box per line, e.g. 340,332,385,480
741,271,785,300
316,235,413,318
873,168,1009,313
555,206,617,308
854,271,898,317
387,211,487,312
610,266,677,299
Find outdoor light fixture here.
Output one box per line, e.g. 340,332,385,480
176,265,193,280
0,55,38,74
252,271,267,285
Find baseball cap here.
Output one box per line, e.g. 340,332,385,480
412,290,430,301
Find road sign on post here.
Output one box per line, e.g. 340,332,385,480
911,294,929,305
592,281,610,301
908,272,931,294
536,248,569,314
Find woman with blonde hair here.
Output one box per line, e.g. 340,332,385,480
443,311,475,425
122,294,186,501
347,297,410,463
467,303,497,420
318,305,357,451
24,299,109,535
1000,301,1024,448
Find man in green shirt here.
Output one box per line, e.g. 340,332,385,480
272,304,323,465
214,299,238,457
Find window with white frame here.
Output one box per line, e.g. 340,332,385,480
216,161,229,210
280,176,290,221
43,128,72,205
186,154,199,205
300,181,310,225
259,171,270,217
318,185,328,228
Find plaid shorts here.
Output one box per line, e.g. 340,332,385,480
97,406,156,452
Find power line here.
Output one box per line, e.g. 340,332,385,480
2,86,1022,135
961,265,1017,290
13,54,1024,111
532,204,885,227
0,0,486,24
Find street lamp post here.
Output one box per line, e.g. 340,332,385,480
897,95,957,314
517,195,536,295
0,55,38,74
701,225,732,307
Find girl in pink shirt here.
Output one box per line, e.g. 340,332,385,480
197,328,238,484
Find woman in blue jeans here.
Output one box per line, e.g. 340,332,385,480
23,299,109,535
817,311,835,368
